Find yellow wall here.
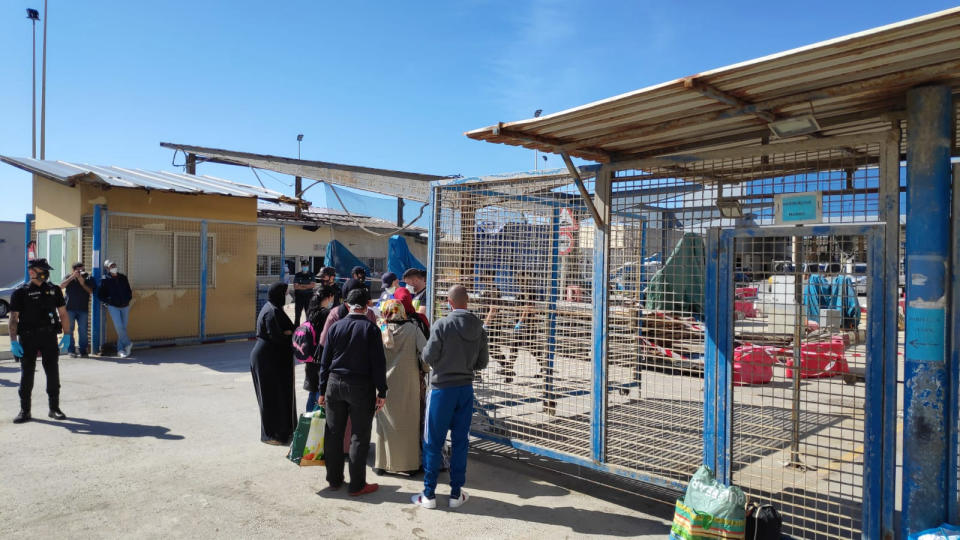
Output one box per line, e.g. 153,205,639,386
80,184,257,222
34,177,82,230
81,186,259,343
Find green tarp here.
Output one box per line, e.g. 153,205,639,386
644,232,705,317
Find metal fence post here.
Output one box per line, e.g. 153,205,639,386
950,163,960,524
91,205,103,354
715,230,734,484
24,213,34,281
902,84,953,537
199,220,208,342
703,228,721,474
426,185,439,323
591,166,611,463
544,208,561,413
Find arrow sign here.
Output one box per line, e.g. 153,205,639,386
559,207,578,232
904,306,945,362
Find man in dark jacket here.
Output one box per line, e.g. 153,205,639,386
412,284,488,510
318,287,387,497
292,259,316,327
97,259,133,358
60,261,95,358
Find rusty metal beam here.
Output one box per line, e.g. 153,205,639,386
683,77,776,123
560,152,604,229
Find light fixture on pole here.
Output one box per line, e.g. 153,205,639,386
297,133,303,159
39,0,48,160
27,8,40,159
533,109,543,171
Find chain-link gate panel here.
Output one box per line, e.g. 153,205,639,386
434,175,596,459
604,171,722,486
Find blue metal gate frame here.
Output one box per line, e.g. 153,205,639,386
708,223,891,539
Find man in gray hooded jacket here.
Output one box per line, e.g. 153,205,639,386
412,284,488,510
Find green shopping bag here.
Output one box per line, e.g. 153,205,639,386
287,412,314,465
299,408,326,467
669,465,746,540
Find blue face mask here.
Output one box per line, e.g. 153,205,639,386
302,267,310,273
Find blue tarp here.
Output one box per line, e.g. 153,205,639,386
804,273,861,328
324,240,371,279
831,275,861,329
387,235,425,278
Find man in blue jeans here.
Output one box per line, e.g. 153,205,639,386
412,284,488,509
97,260,133,358
60,262,94,357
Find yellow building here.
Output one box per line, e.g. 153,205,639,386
1,157,293,352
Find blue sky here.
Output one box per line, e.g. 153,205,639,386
0,1,954,223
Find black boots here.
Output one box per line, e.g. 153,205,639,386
48,399,66,420
13,409,31,423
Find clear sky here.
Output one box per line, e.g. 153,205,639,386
0,1,955,222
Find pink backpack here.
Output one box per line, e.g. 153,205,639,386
292,321,318,363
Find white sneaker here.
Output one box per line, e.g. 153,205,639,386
410,492,437,509
118,351,128,359
124,344,133,356
449,491,469,509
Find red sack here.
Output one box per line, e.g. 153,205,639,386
733,345,775,385
785,345,849,379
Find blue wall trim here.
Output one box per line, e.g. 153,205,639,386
199,220,208,341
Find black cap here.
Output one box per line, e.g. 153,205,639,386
72,261,85,270
319,266,336,277
352,266,366,276
28,258,53,271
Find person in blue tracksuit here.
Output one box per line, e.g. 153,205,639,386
411,284,489,510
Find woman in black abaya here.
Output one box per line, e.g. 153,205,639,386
250,282,297,445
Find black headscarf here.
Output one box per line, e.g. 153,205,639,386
268,282,287,308
257,282,294,344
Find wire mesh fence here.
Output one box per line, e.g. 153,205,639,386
434,175,596,458
430,134,897,539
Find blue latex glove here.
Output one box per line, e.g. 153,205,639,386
11,341,23,357
59,335,72,354
513,322,522,332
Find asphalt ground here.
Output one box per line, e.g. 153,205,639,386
0,341,675,539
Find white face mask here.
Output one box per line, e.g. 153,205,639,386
109,267,119,275
406,284,416,294
322,299,334,309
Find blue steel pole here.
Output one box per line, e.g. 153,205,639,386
901,85,953,538
703,229,720,473
199,220,208,342
544,209,561,414
91,205,103,354
950,163,960,524
426,186,439,323
24,213,34,281
591,167,610,463
279,226,286,283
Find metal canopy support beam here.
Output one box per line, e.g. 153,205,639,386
185,153,197,175
590,165,611,464
683,78,776,123
901,85,953,538
560,152,604,230
160,142,445,202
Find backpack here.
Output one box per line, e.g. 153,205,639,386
292,321,318,363
745,502,782,540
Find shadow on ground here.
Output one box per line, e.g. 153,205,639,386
90,340,254,374
32,417,185,439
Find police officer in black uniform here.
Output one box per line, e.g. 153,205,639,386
10,259,72,423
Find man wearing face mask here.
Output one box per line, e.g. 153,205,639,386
292,260,317,327
401,268,427,314
97,260,134,358
9,259,72,423
318,266,341,306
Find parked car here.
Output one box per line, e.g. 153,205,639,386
0,279,23,318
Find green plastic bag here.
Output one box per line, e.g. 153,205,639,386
670,465,746,540
287,412,315,465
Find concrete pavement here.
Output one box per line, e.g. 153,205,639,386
0,341,675,539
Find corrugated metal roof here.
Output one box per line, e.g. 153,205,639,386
0,156,293,203
466,7,960,162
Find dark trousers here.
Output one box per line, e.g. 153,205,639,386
18,330,61,411
294,294,311,327
323,375,375,492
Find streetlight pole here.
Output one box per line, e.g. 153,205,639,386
27,8,39,159
533,109,542,171
40,0,48,160
295,134,304,217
